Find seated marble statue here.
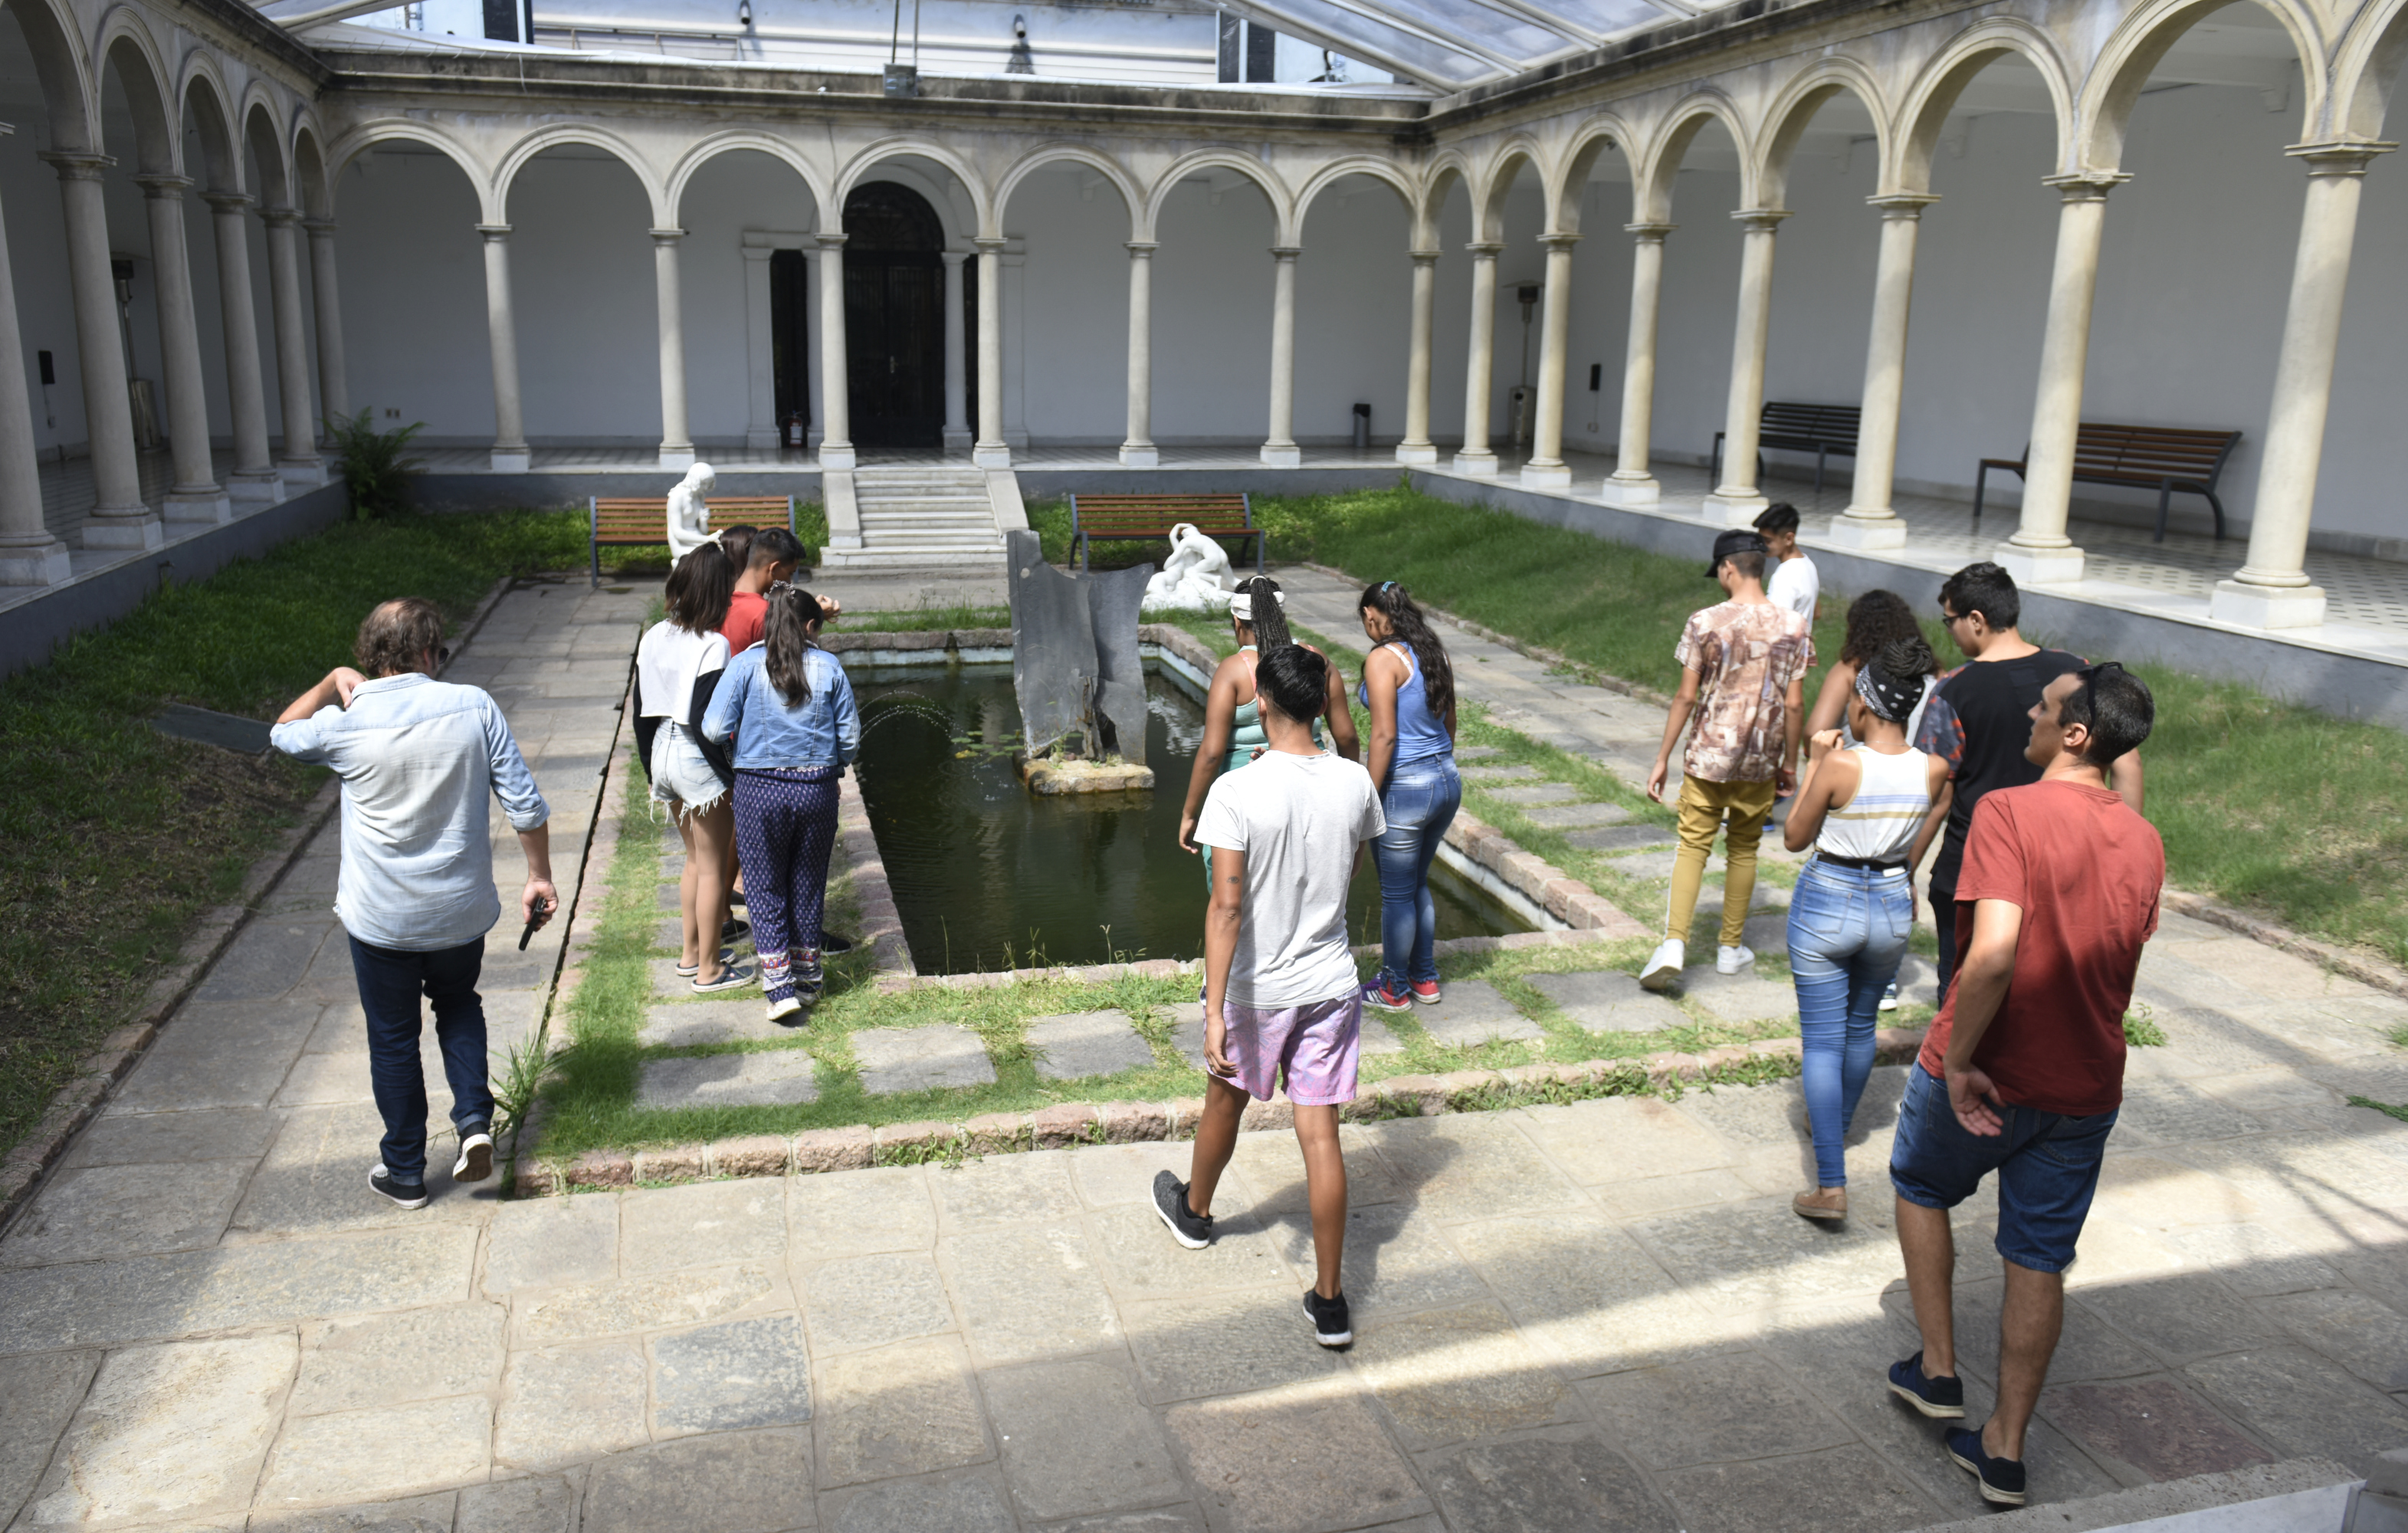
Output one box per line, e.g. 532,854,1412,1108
1142,523,1238,612
665,462,717,560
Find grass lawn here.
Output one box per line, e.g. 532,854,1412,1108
0,509,605,1160
1246,483,2408,969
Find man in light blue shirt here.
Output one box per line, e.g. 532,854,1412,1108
272,597,555,1209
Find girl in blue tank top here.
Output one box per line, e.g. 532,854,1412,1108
1356,582,1462,1012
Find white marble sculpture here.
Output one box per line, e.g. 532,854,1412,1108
665,462,717,560
1141,522,1238,612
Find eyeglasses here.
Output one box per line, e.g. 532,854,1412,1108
1938,609,1965,626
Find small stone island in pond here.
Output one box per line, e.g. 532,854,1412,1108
1015,754,1155,794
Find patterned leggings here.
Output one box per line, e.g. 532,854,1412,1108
732,766,841,1000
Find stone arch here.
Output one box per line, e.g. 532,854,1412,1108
241,87,293,210
1472,134,1547,239
2337,0,2408,138
835,137,993,236
1289,155,1415,244
494,123,668,227
665,130,832,226
94,10,177,175
178,54,242,193
1634,90,1754,222
1890,18,2077,192
1550,111,1640,233
993,143,1140,236
291,123,333,220
1,0,98,153
1754,56,1891,208
328,119,495,218
1414,150,1474,248
2078,0,2328,169
1141,149,1291,243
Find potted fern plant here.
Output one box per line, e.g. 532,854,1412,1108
327,408,426,520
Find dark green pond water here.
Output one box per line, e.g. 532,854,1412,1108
849,661,1527,975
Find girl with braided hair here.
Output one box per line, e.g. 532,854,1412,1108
1356,581,1460,1010
1176,576,1359,865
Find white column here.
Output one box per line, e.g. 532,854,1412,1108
1396,248,1439,466
1599,222,1673,507
802,245,825,450
1521,233,1579,491
1453,241,1502,476
816,233,853,470
304,218,348,431
261,208,323,485
203,192,279,501
136,175,229,524
1830,195,1937,549
1701,208,1789,525
651,228,694,471
2000,175,2124,586
1260,245,1301,468
742,242,778,451
1120,241,1157,468
940,250,970,454
973,238,1009,468
2212,143,2393,629
44,153,158,547
1002,241,1028,449
0,151,71,585
477,224,530,473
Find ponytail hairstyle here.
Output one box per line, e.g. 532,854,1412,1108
1235,575,1294,652
1358,580,1455,719
762,584,826,707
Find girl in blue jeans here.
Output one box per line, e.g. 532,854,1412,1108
1357,583,1460,1011
1780,636,1953,1220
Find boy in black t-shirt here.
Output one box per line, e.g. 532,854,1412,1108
1914,564,2144,997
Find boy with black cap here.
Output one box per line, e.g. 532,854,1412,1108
1642,530,1816,991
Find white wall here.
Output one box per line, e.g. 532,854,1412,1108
333,148,491,438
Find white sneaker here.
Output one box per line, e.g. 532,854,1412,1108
766,994,804,1023
1717,944,1755,974
1641,940,1685,992
452,1131,494,1183
1878,983,1899,1013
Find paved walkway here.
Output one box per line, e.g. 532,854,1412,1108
3,570,2407,1532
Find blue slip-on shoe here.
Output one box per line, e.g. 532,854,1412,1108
1888,1352,1966,1419
1946,1426,2027,1506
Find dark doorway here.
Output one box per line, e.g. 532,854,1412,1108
769,249,810,444
843,182,947,448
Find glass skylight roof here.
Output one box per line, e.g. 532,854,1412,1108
1218,0,1690,88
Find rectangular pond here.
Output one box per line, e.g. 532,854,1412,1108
848,660,1530,975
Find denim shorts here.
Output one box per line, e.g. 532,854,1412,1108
1888,1063,2118,1274
649,723,727,816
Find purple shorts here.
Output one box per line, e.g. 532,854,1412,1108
1219,991,1363,1106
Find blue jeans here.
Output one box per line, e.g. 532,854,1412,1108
1786,859,1912,1187
1889,1064,2118,1273
1374,757,1461,990
346,935,495,1184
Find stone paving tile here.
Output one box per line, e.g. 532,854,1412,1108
1163,1385,1431,1533
1658,1446,1941,1531
582,1428,817,1533
943,1224,1123,1367
110,1001,317,1112
485,1193,619,1295
636,1049,821,1110
0,1160,250,1267
2041,1375,2276,1482
638,997,772,1048
0,1349,99,1520
21,1334,296,1526
1632,1197,1916,1308
650,1314,814,1434
494,1344,650,1471
1481,783,1579,805
1093,1202,1297,1298
188,920,341,1003
2187,1343,2408,1473
1360,1114,1582,1223
790,1164,937,1257
821,1465,1017,1533
61,1105,276,1168
1026,1009,1157,1080
456,1475,579,1533
1450,1210,1749,1375
1524,970,1687,1033
1519,1095,1738,1183
622,1178,789,1276
814,1336,991,1489
2260,1288,2408,1390
1228,1125,1403,1214
1463,763,1540,781
2077,1270,2281,1364
1581,1349,1854,1469
516,1265,778,1345
1517,800,1634,829
802,1252,957,1353
1563,823,1677,852
231,1101,492,1238
256,1393,492,1508
1040,1508,1208,1533
248,1492,459,1531
1350,1301,1576,1449
1604,849,1681,881
1931,1281,2160,1386
1070,1139,1235,1209
852,1023,998,1094
984,1355,1183,1522
1421,1428,1677,1531
1261,1200,1488,1319
1677,966,1800,1021
290,1303,507,1415
1411,978,1545,1048
931,1151,1084,1233
1122,1286,1344,1404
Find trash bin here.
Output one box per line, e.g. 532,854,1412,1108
1351,402,1371,451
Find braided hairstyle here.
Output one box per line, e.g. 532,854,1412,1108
1235,575,1293,652
762,584,826,707
1357,580,1455,719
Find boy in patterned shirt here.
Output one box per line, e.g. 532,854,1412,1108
1642,530,1817,991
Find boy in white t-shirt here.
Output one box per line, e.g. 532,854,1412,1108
1153,645,1385,1348
1757,502,1821,625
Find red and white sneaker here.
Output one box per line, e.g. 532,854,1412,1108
1410,980,1442,1005
1363,980,1413,1013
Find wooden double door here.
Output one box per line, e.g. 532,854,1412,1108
838,182,974,449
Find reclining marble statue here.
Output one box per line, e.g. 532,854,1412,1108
1142,522,1238,612
1006,528,1156,793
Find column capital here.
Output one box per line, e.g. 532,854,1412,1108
1867,192,1941,217
1538,231,1582,251
973,235,1009,254
1409,248,1441,265
649,226,687,243
2040,171,2130,202
201,189,254,213
259,206,303,229
1730,208,1792,231
36,149,112,180
1124,241,1159,257
132,172,193,198
1465,240,1505,258
2285,140,2398,176
1268,245,1301,261
1623,222,1676,241
815,231,848,250
475,222,513,240
302,216,339,238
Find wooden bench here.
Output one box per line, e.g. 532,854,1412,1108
589,495,797,586
1711,402,1862,494
1973,424,2242,542
1068,494,1262,573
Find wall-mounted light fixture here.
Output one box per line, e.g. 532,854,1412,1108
737,0,751,25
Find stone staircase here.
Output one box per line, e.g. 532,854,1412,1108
819,464,1009,572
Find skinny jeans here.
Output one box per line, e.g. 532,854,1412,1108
1373,757,1460,990
1786,859,1913,1187
346,934,494,1184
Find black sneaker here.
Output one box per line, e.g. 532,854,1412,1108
452,1125,494,1183
1946,1426,2028,1506
1888,1351,1967,1419
1153,1170,1214,1249
820,933,854,956
1304,1288,1352,1348
794,957,826,996
721,918,751,944
369,1166,429,1210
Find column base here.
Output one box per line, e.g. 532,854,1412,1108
1826,513,1908,550
942,428,973,454
818,444,857,471
1520,461,1573,492
1994,541,2085,586
1258,443,1301,469
490,448,531,474
275,456,326,488
1394,442,1439,466
163,489,233,525
1452,451,1500,478
745,427,782,451
1700,492,1769,526
658,446,697,473
1597,474,1659,508
81,510,165,550
0,538,72,586
1118,444,1160,469
2210,579,2327,630
973,443,1014,469
228,471,284,504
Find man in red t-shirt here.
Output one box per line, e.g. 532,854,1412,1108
722,528,806,653
1882,661,2163,1510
